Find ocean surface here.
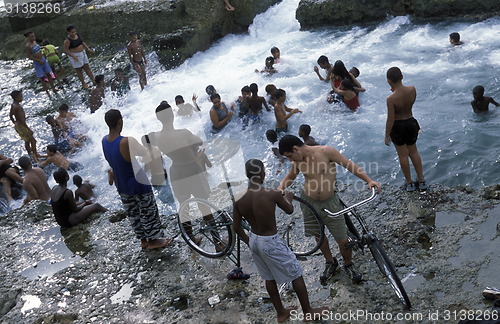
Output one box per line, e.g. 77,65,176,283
1,0,499,212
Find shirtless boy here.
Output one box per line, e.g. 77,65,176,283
470,85,499,114
313,55,333,83
247,83,271,121
298,124,319,146
73,175,96,201
278,135,380,283
9,91,39,160
449,32,464,46
273,89,301,133
384,66,426,192
233,159,327,322
0,153,23,201
40,145,82,172
18,156,50,205
89,75,106,113
127,32,147,90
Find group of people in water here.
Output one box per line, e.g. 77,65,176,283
2,26,499,322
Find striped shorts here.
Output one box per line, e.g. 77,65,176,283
120,191,164,240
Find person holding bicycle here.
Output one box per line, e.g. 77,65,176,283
233,159,327,322
278,135,380,283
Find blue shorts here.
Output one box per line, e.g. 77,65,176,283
34,58,52,78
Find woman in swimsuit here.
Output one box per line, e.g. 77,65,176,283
63,25,96,89
24,31,59,95
331,79,360,111
50,168,106,227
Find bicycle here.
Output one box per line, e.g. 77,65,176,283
323,187,412,309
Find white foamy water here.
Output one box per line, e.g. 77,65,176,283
1,0,499,212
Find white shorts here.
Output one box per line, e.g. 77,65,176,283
249,232,302,285
68,50,89,69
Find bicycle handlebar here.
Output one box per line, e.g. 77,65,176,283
323,187,377,217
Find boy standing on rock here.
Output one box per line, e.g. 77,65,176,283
127,32,147,90
384,66,426,192
9,90,39,161
233,159,327,323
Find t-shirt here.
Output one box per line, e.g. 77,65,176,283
42,44,57,56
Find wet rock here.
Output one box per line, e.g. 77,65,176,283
33,313,78,324
0,288,21,316
108,210,128,223
296,0,500,29
483,184,500,200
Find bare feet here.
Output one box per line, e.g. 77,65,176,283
277,306,298,323
146,238,173,250
82,83,89,89
303,306,329,322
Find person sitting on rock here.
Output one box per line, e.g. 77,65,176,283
50,168,106,228
18,156,50,206
73,175,96,201
0,153,24,202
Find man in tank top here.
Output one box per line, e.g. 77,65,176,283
102,109,172,250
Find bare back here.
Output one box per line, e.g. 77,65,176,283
387,85,416,120
234,187,291,236
23,168,50,203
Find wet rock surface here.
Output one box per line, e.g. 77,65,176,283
296,0,500,29
0,183,499,323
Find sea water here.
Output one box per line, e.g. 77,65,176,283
0,0,499,212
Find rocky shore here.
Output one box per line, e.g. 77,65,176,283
0,183,498,323
296,0,500,29
0,0,280,67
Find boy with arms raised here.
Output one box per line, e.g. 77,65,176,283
278,135,380,283
233,159,327,323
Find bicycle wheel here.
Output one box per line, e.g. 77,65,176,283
369,240,412,309
178,198,235,258
276,196,325,257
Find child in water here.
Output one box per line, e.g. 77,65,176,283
110,68,130,96
331,79,360,111
470,85,499,114
255,56,277,74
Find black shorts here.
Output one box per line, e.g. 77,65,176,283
390,117,420,146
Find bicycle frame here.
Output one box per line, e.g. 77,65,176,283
322,188,412,309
